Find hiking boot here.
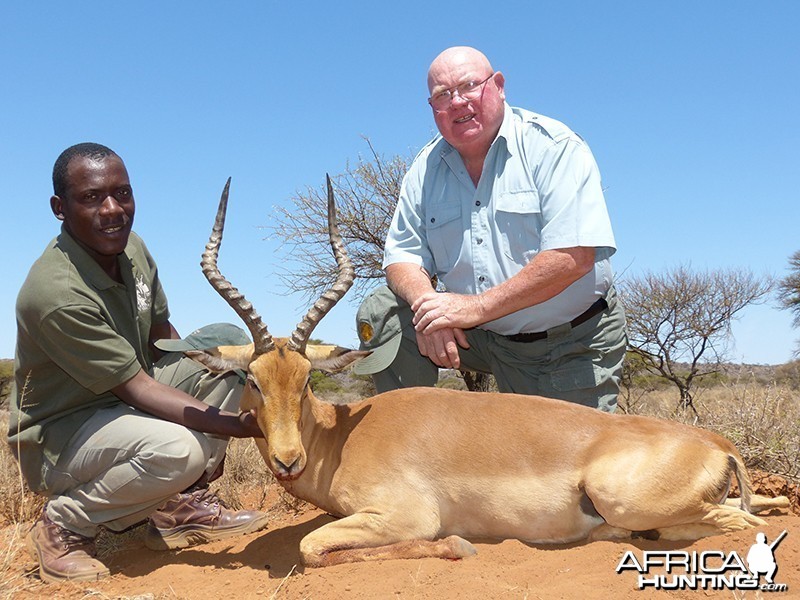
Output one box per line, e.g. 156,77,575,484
26,511,110,584
144,488,269,550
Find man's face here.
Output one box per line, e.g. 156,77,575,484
51,155,135,265
428,55,506,158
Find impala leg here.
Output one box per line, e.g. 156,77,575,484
652,504,767,541
589,523,633,541
602,504,768,542
590,502,768,542
723,495,790,513
299,512,476,567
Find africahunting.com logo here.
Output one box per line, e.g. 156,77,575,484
616,530,789,592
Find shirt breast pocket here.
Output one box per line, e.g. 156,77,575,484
494,190,543,265
426,203,462,273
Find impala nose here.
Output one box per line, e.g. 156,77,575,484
273,453,303,479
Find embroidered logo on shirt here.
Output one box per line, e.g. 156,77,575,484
135,274,152,312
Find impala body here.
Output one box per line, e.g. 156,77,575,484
190,178,788,567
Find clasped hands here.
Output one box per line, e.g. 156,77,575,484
410,291,485,369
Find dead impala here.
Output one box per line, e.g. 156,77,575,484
187,177,789,568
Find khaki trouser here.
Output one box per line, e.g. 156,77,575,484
371,287,627,413
43,354,243,537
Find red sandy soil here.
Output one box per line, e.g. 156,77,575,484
4,475,799,600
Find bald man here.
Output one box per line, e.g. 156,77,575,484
355,47,627,412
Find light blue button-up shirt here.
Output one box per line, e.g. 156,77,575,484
384,104,616,335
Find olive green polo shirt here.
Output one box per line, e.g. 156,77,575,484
8,227,169,492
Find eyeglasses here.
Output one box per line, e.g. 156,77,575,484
428,74,495,110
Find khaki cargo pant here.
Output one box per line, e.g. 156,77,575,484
371,287,627,413
43,353,243,537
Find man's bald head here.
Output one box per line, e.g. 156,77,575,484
427,46,495,94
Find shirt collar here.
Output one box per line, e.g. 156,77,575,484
56,225,136,291
496,103,516,152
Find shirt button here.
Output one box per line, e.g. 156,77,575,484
430,218,435,223
475,201,481,206
476,238,483,245
478,276,486,282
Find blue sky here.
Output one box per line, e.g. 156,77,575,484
1,2,798,364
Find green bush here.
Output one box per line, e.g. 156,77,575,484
436,376,467,390
309,370,344,394
775,360,800,390
346,373,376,397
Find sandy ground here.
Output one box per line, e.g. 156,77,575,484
3,478,799,600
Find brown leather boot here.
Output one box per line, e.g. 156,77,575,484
144,488,269,550
26,511,109,584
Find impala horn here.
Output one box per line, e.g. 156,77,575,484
200,178,275,355
287,175,355,352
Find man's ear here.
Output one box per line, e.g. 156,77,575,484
494,71,506,101
51,195,65,221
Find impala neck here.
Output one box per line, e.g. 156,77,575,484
304,389,338,432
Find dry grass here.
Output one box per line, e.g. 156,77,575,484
0,413,45,526
622,379,800,482
0,523,39,599
209,437,274,511
0,410,45,598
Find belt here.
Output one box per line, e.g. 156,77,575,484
505,297,609,343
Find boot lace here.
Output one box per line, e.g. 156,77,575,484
57,527,94,553
189,487,229,509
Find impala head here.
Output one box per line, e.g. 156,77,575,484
188,177,367,480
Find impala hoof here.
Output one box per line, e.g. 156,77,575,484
444,535,477,559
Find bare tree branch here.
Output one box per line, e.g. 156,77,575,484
778,249,800,356
269,142,411,304
618,264,775,415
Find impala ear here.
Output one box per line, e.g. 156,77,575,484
185,344,254,373
307,345,372,373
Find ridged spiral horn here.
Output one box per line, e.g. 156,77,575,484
200,178,275,355
287,175,355,352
